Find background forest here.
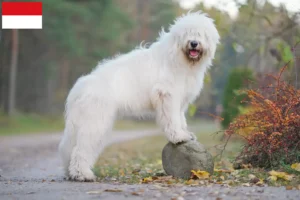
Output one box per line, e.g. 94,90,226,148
0,0,299,132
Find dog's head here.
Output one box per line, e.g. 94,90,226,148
168,11,220,64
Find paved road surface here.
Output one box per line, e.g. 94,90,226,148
0,129,299,200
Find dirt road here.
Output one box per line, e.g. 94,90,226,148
0,129,299,200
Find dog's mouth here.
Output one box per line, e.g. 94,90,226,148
188,48,203,59
189,49,200,58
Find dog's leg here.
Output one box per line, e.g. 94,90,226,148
180,111,197,140
58,121,77,177
68,101,115,182
152,86,193,144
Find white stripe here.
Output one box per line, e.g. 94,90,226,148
2,16,42,29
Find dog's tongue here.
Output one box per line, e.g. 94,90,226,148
190,50,198,56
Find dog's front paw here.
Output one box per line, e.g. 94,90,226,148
167,130,193,144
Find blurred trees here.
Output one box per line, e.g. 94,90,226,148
221,67,254,129
1,0,133,114
192,0,299,119
0,0,299,119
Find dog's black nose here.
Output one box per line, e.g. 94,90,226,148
190,41,198,48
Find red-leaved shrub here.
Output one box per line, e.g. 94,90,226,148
226,65,300,168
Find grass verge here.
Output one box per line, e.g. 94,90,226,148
0,114,157,135
0,113,64,135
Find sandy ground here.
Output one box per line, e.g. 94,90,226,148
0,129,299,200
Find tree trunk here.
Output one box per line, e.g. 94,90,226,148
8,29,19,116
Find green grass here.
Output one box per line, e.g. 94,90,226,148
0,115,156,135
0,113,64,135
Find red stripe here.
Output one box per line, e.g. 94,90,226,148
2,2,42,15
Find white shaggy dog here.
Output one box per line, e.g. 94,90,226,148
58,11,220,181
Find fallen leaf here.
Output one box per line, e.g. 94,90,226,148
214,169,233,173
185,179,199,186
154,176,174,183
220,176,225,181
86,190,102,194
291,163,300,172
256,179,264,186
242,183,250,187
267,175,277,181
104,189,123,192
142,177,153,183
286,186,293,190
131,192,140,196
269,170,294,181
119,169,125,176
248,174,256,180
191,170,210,179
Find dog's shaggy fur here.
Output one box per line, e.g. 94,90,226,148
58,11,220,181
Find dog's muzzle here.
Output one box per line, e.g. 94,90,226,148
187,41,203,59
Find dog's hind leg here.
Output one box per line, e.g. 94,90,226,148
68,99,116,182
58,121,77,177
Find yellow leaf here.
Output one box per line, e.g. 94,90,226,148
191,170,210,179
291,163,300,172
185,179,198,185
142,177,153,183
242,183,250,187
214,168,233,173
256,179,264,186
220,175,225,181
268,175,278,181
269,170,294,181
119,169,125,177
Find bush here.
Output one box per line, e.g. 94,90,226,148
226,66,300,168
221,68,254,129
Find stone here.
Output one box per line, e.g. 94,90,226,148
162,140,214,179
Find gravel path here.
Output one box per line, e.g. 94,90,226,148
0,129,299,200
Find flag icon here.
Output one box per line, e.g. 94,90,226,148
2,2,43,29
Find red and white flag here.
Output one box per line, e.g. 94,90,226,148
2,2,43,29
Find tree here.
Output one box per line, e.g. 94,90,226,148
8,29,19,116
221,67,254,129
